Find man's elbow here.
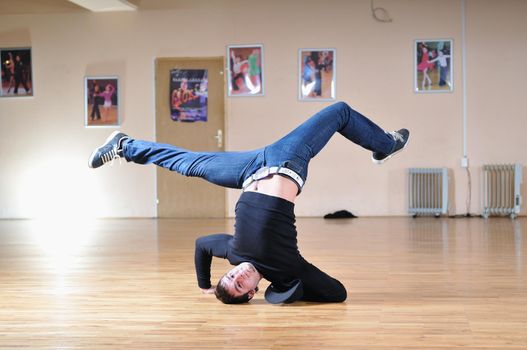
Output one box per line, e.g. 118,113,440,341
330,283,347,302
334,288,347,302
195,236,206,250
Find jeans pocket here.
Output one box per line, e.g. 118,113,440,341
281,160,304,175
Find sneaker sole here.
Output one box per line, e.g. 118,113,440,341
371,135,410,165
88,130,122,168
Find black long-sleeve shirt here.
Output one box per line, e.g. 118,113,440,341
194,191,347,302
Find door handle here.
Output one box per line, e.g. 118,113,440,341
214,129,223,148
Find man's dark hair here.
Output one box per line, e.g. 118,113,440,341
214,279,258,304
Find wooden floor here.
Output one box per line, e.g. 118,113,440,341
1,217,526,349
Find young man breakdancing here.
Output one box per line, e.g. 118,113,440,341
88,102,409,304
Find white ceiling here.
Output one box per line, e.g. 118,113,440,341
0,0,86,14
68,0,137,12
0,0,186,15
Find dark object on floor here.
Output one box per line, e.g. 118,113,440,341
324,210,357,219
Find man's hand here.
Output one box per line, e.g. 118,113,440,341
201,287,216,294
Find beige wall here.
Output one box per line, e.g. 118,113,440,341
0,0,525,218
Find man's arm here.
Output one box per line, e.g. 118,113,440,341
194,234,232,290
298,261,347,303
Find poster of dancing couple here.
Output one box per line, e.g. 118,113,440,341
0,48,33,97
299,48,336,101
415,39,453,93
227,45,263,97
85,77,120,127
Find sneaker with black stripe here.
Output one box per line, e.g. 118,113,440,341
88,131,129,168
372,129,409,164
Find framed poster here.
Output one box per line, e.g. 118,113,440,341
1,47,33,97
170,69,208,122
85,76,120,127
414,39,453,93
299,48,336,101
227,44,264,96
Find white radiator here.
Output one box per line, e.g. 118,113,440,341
483,164,522,219
408,168,448,217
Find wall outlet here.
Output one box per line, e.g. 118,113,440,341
461,157,469,168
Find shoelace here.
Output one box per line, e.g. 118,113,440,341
389,131,404,142
101,146,122,166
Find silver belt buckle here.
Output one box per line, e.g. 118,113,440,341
253,166,270,180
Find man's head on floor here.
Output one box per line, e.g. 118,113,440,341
215,262,261,304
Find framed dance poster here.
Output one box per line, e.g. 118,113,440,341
0,47,33,97
299,48,336,101
227,44,264,97
170,69,208,122
85,76,120,127
414,39,453,93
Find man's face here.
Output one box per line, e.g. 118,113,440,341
220,262,260,298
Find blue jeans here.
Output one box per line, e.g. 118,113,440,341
122,102,395,189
